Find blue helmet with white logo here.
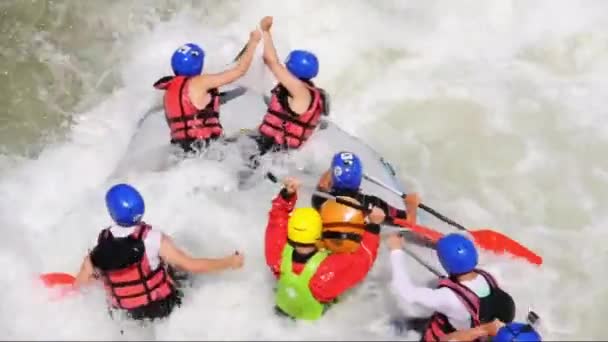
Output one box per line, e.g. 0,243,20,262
105,183,145,227
494,322,542,342
285,50,319,80
171,43,205,77
330,151,363,191
436,233,478,275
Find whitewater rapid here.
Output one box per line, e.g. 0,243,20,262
1,0,608,339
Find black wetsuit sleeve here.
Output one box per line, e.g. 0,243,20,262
364,223,381,234
280,188,296,201
359,194,407,222
311,190,329,211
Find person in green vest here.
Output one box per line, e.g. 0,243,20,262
264,176,386,320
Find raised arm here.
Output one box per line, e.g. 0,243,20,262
190,30,261,91
259,16,311,112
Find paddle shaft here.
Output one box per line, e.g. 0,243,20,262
401,247,443,277
363,173,469,232
266,172,445,243
266,172,439,229
266,172,443,276
266,172,373,213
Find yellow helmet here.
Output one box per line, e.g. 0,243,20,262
288,207,323,244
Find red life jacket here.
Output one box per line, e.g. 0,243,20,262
91,224,175,310
153,76,222,142
258,83,326,149
422,270,499,342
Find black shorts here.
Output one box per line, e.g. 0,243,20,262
123,290,183,321
171,135,220,154
252,134,281,156
245,134,284,169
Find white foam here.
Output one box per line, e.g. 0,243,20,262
2,0,608,339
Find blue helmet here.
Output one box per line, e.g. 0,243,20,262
494,322,542,342
436,233,478,275
285,50,319,80
330,151,363,191
171,43,205,77
105,183,145,227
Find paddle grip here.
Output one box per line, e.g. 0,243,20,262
362,173,471,232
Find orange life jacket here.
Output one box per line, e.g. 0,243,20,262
258,83,326,149
90,224,175,310
153,75,222,142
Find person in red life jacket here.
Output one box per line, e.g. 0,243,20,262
264,176,385,320
312,151,420,225
73,183,244,321
247,16,329,167
386,230,516,342
153,28,261,154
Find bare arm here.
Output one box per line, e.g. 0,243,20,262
405,193,420,225
441,320,504,341
189,30,261,92
74,255,96,287
316,169,332,192
441,326,487,341
260,16,311,114
159,234,243,274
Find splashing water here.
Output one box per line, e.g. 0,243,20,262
1,0,608,339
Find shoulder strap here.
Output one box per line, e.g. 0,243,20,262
299,250,328,282
273,84,291,105
437,277,481,323
280,244,294,275
475,269,499,289
97,227,112,244
317,88,330,116
133,224,151,241
153,76,175,90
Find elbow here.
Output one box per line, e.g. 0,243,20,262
173,258,199,274
175,262,194,274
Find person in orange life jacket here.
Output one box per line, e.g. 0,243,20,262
441,320,542,342
312,151,420,225
74,183,244,321
264,176,386,320
246,16,329,168
386,231,516,342
153,29,261,154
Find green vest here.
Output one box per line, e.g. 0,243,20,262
275,245,329,320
